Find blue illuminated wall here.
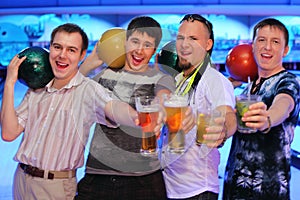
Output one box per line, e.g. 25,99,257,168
1,13,300,67
1,0,300,8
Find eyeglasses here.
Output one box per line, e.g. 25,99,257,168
180,14,212,37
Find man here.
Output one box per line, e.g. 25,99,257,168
0,23,145,200
76,16,194,200
160,14,237,200
223,18,300,200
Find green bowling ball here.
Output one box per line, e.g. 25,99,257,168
157,40,181,76
18,46,54,89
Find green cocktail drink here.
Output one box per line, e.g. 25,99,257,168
236,94,258,133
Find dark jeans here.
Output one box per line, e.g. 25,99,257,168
168,191,218,200
75,170,167,200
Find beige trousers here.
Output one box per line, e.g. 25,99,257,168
13,165,77,200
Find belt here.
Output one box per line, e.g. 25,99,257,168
19,163,76,179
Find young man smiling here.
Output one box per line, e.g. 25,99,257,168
223,18,300,200
1,23,143,200
76,16,194,200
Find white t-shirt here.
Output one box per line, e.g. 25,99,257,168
160,65,235,198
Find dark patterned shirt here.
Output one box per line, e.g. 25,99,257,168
223,70,300,200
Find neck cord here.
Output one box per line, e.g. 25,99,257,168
175,54,210,96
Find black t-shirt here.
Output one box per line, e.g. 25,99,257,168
223,70,300,200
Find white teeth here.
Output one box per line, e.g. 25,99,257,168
180,51,190,56
133,55,143,61
57,61,67,66
262,53,272,58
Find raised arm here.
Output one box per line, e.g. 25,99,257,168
79,43,104,76
1,55,26,141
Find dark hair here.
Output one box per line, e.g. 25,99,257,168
50,23,89,53
253,18,289,47
126,16,162,48
180,14,214,55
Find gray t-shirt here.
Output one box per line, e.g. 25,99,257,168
86,67,175,176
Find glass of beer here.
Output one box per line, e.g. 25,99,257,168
135,96,160,156
236,94,259,133
164,94,188,154
196,109,221,145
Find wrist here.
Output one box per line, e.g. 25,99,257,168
218,125,228,148
4,80,16,88
261,116,271,134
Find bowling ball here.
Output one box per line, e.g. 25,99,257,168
157,40,181,76
97,28,126,68
18,46,54,89
225,44,258,83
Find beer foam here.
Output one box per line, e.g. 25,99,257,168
137,106,159,112
164,100,188,107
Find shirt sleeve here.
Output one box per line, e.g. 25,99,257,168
205,69,236,109
15,89,31,128
276,73,300,119
155,73,176,94
89,80,113,125
277,74,300,101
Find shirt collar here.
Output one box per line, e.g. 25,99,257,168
45,71,85,92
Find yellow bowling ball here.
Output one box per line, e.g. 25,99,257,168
97,28,126,68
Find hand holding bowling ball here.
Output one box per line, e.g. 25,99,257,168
225,44,258,83
228,77,243,88
97,28,126,68
18,46,54,89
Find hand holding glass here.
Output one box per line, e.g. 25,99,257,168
135,96,160,156
164,94,188,154
236,94,259,133
196,109,221,145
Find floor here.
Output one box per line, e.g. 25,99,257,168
0,81,300,200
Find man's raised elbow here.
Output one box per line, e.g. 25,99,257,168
1,131,17,142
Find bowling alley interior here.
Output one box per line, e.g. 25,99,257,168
1,0,300,199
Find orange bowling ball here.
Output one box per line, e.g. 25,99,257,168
97,28,126,68
225,44,258,83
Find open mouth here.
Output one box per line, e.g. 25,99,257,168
132,54,144,66
56,61,68,69
261,53,272,59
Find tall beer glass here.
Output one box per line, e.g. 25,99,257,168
135,96,160,156
164,94,188,154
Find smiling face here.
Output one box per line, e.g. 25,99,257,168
123,30,156,72
252,25,289,77
49,31,86,88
